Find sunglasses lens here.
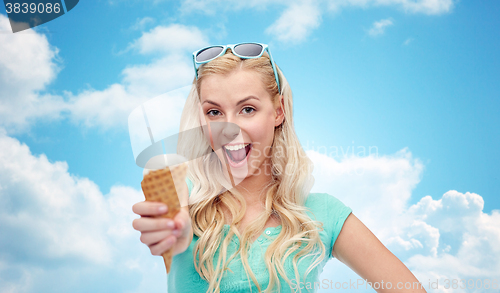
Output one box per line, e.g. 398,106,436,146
196,46,225,62
234,43,263,57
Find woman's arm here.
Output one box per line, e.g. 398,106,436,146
332,214,427,293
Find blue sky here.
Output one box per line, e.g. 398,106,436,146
1,1,499,292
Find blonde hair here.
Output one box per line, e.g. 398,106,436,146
177,50,325,292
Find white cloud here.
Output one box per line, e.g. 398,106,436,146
180,0,269,15
0,131,170,293
121,54,195,97
181,0,453,44
66,24,204,130
129,24,209,55
341,0,454,14
0,21,202,132
393,0,454,15
0,14,66,132
403,37,414,45
66,24,207,130
65,83,139,129
0,1,455,132
0,15,58,93
0,132,498,292
0,132,110,264
368,18,394,36
180,0,454,15
265,2,322,43
340,0,454,14
130,16,155,31
309,148,423,240
65,55,193,129
308,149,500,292
403,193,500,292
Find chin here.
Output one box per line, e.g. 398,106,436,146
223,161,252,186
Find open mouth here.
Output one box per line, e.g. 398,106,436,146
223,143,252,166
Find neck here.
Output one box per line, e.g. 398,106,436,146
232,159,274,209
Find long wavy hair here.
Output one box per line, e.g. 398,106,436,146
177,49,325,292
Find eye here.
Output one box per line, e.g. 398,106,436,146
206,109,221,117
241,107,255,114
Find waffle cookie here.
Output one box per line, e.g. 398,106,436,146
141,163,188,273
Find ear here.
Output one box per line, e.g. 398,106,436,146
274,95,285,127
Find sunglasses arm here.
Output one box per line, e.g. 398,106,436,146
193,54,199,79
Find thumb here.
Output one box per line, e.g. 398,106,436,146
173,209,188,231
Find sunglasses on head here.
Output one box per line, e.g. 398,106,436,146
192,42,281,93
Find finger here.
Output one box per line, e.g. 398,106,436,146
132,201,168,216
174,218,184,232
132,217,175,232
150,235,177,256
173,211,186,231
140,229,178,246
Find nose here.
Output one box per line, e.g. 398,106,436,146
222,122,240,140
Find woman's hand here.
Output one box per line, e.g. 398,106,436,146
132,201,193,256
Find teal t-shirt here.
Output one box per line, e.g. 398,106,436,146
168,178,352,293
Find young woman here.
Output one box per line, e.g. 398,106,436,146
132,43,427,293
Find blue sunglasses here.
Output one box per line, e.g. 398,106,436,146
192,43,281,93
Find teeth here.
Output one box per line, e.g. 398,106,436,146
224,143,250,151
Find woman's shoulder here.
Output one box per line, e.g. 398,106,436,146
304,192,352,230
305,192,353,256
304,192,350,211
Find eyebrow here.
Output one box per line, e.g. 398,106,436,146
202,96,260,107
